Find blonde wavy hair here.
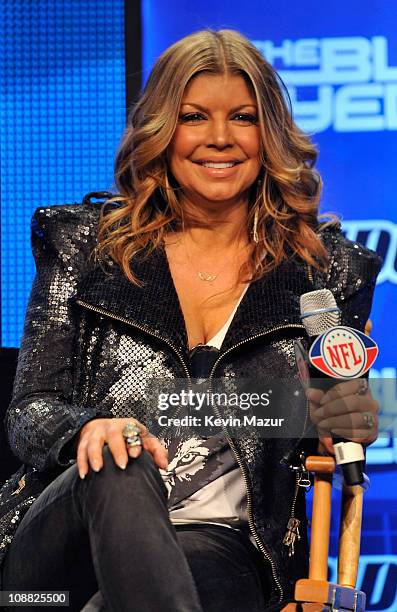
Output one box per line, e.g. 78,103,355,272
97,29,329,284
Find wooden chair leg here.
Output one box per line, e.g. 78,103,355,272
338,485,364,588
292,456,366,612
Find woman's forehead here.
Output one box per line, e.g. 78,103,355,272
181,73,257,105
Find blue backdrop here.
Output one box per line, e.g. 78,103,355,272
1,0,125,347
142,1,397,609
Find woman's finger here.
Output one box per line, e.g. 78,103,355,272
122,419,146,460
121,420,167,468
76,438,89,479
311,395,378,424
320,378,369,405
76,418,111,477
327,429,377,445
318,410,372,431
106,426,130,470
318,436,335,456
318,411,378,441
86,433,106,472
311,394,361,423
143,434,168,470
306,387,324,406
128,444,142,460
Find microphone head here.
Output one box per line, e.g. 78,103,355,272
300,289,340,337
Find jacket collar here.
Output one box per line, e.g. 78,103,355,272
75,247,316,359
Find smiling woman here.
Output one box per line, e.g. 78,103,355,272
0,28,381,612
98,29,327,288
169,73,261,209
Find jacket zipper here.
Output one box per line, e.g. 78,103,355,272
282,472,301,557
11,475,26,496
207,323,306,603
76,299,306,602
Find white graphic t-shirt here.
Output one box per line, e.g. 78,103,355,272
159,286,249,530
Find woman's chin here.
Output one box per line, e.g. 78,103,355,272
186,189,246,208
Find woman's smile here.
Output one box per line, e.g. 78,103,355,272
191,158,243,178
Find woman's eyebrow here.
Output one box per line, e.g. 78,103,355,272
180,102,258,112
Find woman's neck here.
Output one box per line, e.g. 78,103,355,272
169,196,251,252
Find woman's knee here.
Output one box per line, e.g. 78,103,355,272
101,445,157,474
87,447,166,495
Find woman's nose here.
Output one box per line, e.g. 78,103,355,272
207,119,233,149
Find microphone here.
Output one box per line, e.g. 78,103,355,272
300,289,366,486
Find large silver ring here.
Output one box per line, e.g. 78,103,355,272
356,378,369,396
362,412,375,430
122,422,142,448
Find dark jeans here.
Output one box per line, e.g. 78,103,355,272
1,448,269,612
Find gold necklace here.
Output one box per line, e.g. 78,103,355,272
198,271,218,282
181,240,251,283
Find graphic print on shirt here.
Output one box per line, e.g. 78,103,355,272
161,434,232,508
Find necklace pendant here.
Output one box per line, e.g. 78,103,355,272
198,272,218,282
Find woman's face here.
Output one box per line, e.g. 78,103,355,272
168,72,261,210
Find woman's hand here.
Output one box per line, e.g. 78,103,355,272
306,379,379,456
76,417,168,479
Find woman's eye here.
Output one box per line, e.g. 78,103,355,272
179,113,205,123
232,113,258,124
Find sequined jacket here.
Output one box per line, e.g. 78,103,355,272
0,194,382,602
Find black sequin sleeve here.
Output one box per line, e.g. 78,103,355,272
321,227,383,331
5,205,111,472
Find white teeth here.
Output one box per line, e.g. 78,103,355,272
201,162,237,169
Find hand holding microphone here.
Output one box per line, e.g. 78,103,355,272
299,289,379,485
306,378,378,460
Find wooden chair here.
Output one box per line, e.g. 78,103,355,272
280,455,367,612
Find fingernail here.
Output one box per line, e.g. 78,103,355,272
92,462,101,472
119,461,127,470
79,471,86,480
129,448,139,458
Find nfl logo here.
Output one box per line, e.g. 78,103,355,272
309,326,378,379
